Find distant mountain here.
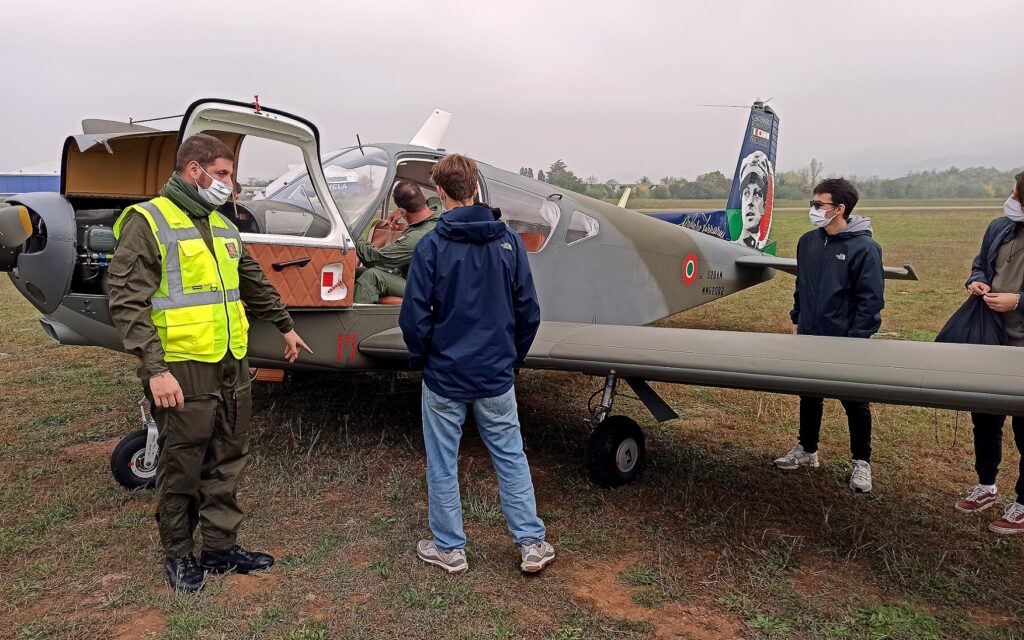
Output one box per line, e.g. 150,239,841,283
811,139,1022,178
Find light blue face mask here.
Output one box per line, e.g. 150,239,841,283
808,206,840,228
194,164,233,206
1004,197,1024,223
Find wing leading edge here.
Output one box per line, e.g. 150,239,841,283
360,322,1024,416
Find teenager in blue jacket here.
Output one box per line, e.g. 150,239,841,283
774,178,885,493
399,154,553,575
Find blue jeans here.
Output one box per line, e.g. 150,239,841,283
421,383,546,550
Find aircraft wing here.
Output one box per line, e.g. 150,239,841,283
360,322,1024,416
735,255,919,281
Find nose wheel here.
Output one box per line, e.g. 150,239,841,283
110,399,159,490
585,371,647,487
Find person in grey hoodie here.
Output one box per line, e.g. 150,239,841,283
773,178,885,492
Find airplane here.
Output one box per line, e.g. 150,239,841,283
2,98,1022,492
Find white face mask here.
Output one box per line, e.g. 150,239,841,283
808,206,839,228
195,165,233,206
1004,197,1024,222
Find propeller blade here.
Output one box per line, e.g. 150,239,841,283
697,103,751,108
0,205,32,248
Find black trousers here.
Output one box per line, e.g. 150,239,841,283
799,397,872,462
971,413,1024,500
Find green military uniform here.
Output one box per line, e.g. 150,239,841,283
107,175,292,558
353,210,439,303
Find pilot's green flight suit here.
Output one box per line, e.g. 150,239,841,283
353,210,440,303
108,178,293,558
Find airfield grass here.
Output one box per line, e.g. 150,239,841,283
623,197,1003,211
2,204,1023,639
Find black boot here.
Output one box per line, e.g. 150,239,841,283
165,555,205,593
200,545,274,574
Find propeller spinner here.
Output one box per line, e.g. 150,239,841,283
0,204,33,248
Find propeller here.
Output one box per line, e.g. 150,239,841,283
0,204,33,249
698,97,774,109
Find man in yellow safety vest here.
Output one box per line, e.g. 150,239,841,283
108,133,311,592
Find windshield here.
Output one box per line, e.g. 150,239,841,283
268,146,390,227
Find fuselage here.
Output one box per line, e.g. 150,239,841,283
3,106,774,373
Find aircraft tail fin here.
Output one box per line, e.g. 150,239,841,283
409,109,452,149
725,101,779,254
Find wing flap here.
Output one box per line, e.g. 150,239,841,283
360,322,1023,415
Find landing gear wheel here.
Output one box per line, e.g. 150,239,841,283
586,416,646,487
111,429,158,490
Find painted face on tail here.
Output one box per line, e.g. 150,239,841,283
742,177,766,232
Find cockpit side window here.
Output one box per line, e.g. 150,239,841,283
486,181,560,253
565,211,600,245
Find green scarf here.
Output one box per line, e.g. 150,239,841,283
159,173,216,219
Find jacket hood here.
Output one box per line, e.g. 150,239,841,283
436,204,508,244
833,215,873,238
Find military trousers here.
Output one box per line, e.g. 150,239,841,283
354,266,407,304
143,356,252,557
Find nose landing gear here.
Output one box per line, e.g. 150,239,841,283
110,399,159,489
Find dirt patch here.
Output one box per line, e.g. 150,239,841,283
112,609,166,640
222,571,282,597
563,558,745,639
58,438,119,464
302,593,331,621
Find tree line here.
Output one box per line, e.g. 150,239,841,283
519,160,1022,201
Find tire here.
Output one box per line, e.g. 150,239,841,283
586,416,646,487
111,429,158,490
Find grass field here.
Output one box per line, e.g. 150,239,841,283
2,204,1022,640
623,198,1003,211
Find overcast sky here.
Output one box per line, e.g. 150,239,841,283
2,0,1021,181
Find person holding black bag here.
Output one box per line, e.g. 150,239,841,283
947,172,1024,534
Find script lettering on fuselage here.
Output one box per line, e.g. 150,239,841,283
679,213,727,240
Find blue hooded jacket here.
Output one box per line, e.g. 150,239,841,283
789,216,885,338
399,203,541,401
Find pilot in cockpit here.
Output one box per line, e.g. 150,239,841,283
353,181,440,303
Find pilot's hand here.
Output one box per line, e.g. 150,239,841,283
967,281,990,296
983,292,1020,313
283,329,314,363
386,209,406,226
791,324,798,335
150,372,184,410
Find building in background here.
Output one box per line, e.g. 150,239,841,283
0,162,60,199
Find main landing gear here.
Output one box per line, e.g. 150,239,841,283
584,370,678,488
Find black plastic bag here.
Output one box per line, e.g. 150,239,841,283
934,295,1009,346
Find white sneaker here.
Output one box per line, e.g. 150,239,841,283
774,445,819,470
850,460,872,493
416,540,468,575
518,541,555,574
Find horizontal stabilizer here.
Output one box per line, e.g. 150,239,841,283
735,254,918,281
361,320,1015,414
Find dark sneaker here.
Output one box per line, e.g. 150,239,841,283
989,503,1024,535
955,485,998,514
165,555,205,593
519,540,555,574
200,545,274,574
416,539,468,575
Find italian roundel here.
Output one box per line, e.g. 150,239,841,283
682,253,698,285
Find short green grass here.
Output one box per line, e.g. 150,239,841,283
1,204,1022,638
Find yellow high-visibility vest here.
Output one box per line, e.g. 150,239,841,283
114,196,248,362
